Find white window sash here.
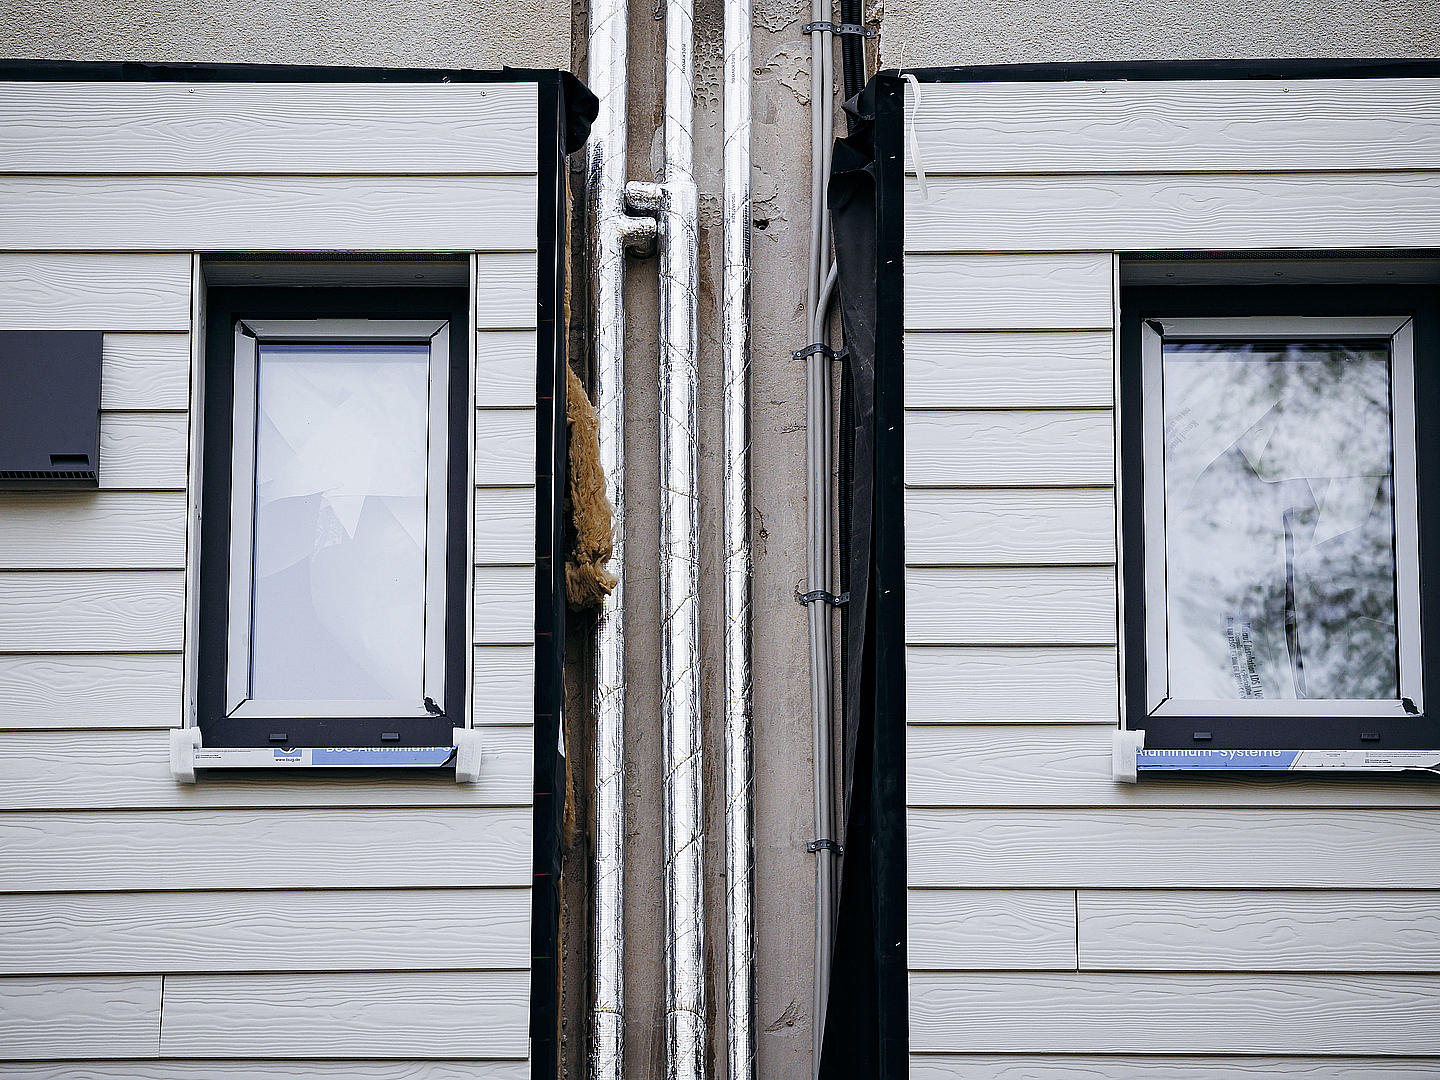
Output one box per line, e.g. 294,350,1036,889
1141,315,1422,718
224,318,450,720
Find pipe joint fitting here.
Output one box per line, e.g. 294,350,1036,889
624,179,665,214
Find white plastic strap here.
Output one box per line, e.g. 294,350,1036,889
453,727,484,784
902,73,929,202
170,727,203,785
1112,727,1146,784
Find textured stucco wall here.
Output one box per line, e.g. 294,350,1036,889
879,0,1440,68
0,0,569,69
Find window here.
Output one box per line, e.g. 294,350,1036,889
1121,283,1440,751
199,289,470,749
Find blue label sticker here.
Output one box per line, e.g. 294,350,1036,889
1137,749,1300,770
310,746,455,767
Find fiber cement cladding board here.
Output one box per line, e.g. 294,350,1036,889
0,82,538,174
902,79,1440,174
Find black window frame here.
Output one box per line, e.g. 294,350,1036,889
1120,281,1440,751
198,285,472,751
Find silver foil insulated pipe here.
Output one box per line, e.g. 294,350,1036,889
654,0,706,1069
722,0,757,1072
586,0,656,1073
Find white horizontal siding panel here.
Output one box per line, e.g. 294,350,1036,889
906,79,1440,175
907,646,1118,724
0,653,182,729
908,890,1077,970
0,727,533,809
906,488,1114,565
99,412,189,490
473,645,535,725
0,82,537,174
0,492,186,569
905,255,1113,331
473,409,537,485
906,331,1114,408
475,255,539,330
0,176,538,252
911,1057,1440,1080
1080,890,1440,971
159,972,529,1058
473,567,536,645
101,333,190,410
906,410,1114,487
905,173,1440,253
909,972,1440,1054
0,572,183,651
0,976,160,1059
908,809,1440,888
0,254,190,330
475,330,538,406
0,888,530,974
906,568,1117,645
0,1064,530,1080
474,487,537,565
906,724,1440,807
0,807,530,892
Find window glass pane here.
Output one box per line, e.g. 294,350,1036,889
249,343,431,702
1161,341,1397,701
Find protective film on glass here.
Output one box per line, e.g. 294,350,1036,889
1161,341,1398,702
249,343,432,703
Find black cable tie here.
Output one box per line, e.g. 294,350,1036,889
797,589,849,606
792,343,847,362
807,838,844,855
801,21,876,36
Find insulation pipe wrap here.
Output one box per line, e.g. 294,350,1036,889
655,0,707,1066
586,0,656,1072
722,0,757,1072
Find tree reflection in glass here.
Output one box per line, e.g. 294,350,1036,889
1162,341,1398,701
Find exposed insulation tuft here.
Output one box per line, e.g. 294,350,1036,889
565,362,617,610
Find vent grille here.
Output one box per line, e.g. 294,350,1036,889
0,469,97,481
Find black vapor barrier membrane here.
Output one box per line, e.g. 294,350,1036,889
818,60,1440,1078
820,73,908,1080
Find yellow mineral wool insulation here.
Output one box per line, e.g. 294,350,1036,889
565,361,617,610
